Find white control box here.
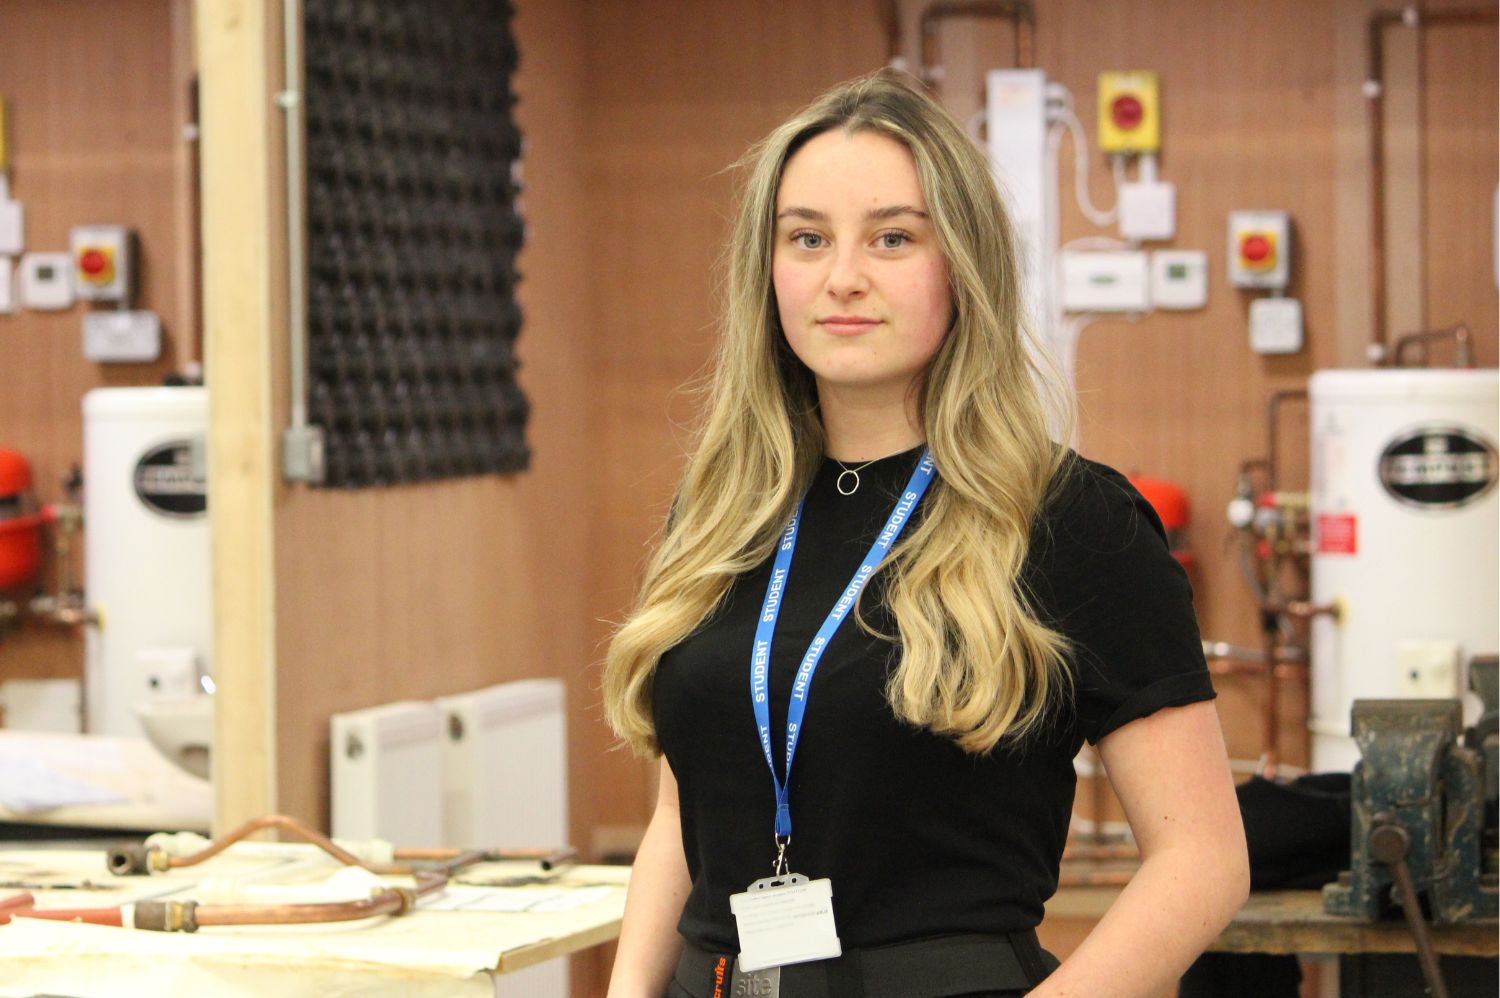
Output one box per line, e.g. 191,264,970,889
1151,250,1208,310
18,251,74,310
1229,210,1291,289
83,309,161,362
0,256,14,314
1249,296,1303,354
0,199,22,256
1119,181,1176,241
1061,250,1150,312
70,225,134,303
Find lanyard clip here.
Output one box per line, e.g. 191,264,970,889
772,835,790,878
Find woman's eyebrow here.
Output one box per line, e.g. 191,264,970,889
775,204,930,222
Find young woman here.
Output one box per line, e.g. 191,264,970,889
603,69,1248,998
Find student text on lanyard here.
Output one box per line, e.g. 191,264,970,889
750,449,937,875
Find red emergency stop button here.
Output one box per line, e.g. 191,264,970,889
1110,94,1144,131
1239,233,1275,270
78,247,114,284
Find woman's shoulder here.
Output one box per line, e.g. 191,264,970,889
1031,450,1169,561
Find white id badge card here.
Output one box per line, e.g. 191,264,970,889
728,873,841,973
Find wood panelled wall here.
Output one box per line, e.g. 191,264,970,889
0,0,195,693
0,1,1494,994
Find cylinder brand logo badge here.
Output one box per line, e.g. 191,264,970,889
1378,424,1498,511
134,439,208,518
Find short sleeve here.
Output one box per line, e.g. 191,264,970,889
1023,457,1216,745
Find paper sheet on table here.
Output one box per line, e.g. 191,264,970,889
422,884,613,913
0,753,127,813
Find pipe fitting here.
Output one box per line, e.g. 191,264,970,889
134,899,199,932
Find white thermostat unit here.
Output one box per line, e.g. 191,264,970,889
1060,250,1151,312
70,225,135,304
82,310,161,362
1249,296,1303,354
1150,250,1208,310
18,251,75,311
1229,210,1291,290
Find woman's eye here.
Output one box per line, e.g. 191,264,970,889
793,232,825,250
878,231,910,249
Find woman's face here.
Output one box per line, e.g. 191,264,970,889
772,129,952,408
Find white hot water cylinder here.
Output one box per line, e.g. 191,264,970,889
83,387,212,739
1308,368,1498,771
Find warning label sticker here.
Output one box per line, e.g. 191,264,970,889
1316,512,1357,555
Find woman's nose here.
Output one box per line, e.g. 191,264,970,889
825,246,869,299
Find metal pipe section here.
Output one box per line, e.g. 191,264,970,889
278,0,324,482
1366,6,1498,365
919,1,1035,93
1265,389,1308,494
1393,323,1476,368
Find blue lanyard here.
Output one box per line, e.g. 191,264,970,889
751,449,936,845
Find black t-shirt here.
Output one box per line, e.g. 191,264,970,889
652,445,1215,952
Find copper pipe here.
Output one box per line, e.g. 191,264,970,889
1367,6,1498,365
882,0,902,65
0,892,35,913
1265,389,1308,493
1260,622,1282,779
919,1,1035,93
1264,599,1340,621
1061,842,1138,862
1203,640,1307,664
1393,323,1476,368
169,814,370,872
396,845,579,872
1058,866,1135,888
7,906,124,927
1207,659,1309,683
192,871,445,929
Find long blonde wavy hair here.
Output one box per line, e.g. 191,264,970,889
603,69,1076,756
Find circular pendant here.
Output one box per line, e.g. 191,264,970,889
836,470,860,496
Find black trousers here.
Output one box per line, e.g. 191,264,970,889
668,932,1058,998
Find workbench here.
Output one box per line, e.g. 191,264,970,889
1046,884,1499,956
0,841,629,997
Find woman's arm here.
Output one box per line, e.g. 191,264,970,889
607,756,692,998
1030,700,1250,998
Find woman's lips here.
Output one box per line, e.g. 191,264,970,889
817,317,880,336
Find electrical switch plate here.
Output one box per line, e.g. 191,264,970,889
1249,296,1303,354
1119,181,1176,241
1097,71,1160,154
1229,210,1290,289
18,251,74,310
0,256,14,314
82,309,161,362
1061,250,1150,312
1150,250,1208,309
0,199,22,256
70,225,133,303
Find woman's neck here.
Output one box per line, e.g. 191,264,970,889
817,379,925,462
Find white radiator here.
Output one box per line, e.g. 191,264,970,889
332,682,571,998
329,700,444,846
435,679,569,998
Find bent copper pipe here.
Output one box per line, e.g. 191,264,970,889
919,0,1035,93
136,869,449,932
1393,323,1475,368
1367,7,1497,364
